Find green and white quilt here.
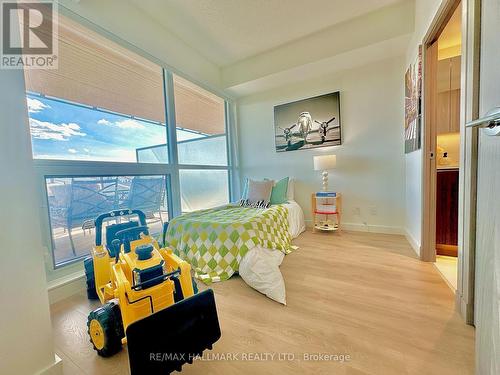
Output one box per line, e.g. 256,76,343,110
164,204,292,284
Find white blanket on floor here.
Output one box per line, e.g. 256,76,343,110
239,200,305,304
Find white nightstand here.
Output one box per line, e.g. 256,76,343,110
311,192,341,232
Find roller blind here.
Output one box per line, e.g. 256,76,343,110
173,75,225,135
24,14,166,124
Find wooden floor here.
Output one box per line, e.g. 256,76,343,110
50,231,475,375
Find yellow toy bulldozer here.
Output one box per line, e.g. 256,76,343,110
84,209,221,374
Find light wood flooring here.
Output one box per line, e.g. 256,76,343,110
50,230,474,375
434,255,458,291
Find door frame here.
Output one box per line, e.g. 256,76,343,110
421,0,480,324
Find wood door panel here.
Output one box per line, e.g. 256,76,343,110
437,92,450,134
475,0,500,372
436,170,459,248
436,89,460,135
450,89,461,133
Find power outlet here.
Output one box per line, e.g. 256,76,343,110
369,206,378,216
353,207,361,216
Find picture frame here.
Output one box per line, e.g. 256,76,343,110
274,92,342,152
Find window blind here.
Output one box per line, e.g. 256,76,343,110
24,14,166,124
173,75,225,135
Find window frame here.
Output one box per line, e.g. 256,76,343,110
165,70,235,216
43,172,173,269
30,47,238,279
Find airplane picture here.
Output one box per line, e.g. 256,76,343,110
274,92,341,152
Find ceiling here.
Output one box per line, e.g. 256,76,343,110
130,0,406,67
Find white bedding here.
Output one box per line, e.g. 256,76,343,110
239,200,305,304
283,200,307,239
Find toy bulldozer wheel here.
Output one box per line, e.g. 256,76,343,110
84,257,99,300
87,301,124,357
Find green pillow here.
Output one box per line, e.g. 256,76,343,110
268,177,289,205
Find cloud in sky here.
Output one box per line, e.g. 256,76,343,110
98,118,145,129
97,118,111,126
29,118,87,141
28,94,166,161
116,119,145,129
27,97,50,113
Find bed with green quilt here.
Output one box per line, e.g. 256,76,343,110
164,202,305,303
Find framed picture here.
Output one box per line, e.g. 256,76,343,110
274,91,341,152
404,46,422,153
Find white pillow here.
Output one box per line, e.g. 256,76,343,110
247,179,274,203
242,177,294,202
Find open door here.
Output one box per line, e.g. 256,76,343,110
466,0,500,372
422,40,439,263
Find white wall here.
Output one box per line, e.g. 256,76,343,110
237,58,406,233
405,151,423,251
404,0,445,254
0,68,61,374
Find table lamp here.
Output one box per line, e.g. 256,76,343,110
314,154,336,191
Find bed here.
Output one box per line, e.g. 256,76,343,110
164,200,305,304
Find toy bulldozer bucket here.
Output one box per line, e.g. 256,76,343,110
127,289,221,375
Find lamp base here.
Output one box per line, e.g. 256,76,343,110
322,171,329,191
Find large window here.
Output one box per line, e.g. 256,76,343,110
27,93,168,163
173,75,228,167
179,170,229,213
173,75,230,212
24,14,168,163
23,14,234,270
46,175,169,267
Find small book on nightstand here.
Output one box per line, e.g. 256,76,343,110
315,191,337,198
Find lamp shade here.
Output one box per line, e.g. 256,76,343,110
314,155,336,171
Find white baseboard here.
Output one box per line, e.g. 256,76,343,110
37,355,63,375
341,223,404,235
456,292,474,325
305,220,403,235
47,270,86,304
404,229,421,256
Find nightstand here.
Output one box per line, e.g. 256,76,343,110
311,192,341,232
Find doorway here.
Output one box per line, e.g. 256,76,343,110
422,2,462,291
422,0,481,325
423,0,500,369
433,4,462,290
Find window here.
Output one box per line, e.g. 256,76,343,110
179,170,229,213
24,14,168,162
174,75,231,212
174,75,228,166
46,175,169,267
27,93,168,163
22,14,235,272
177,133,228,166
